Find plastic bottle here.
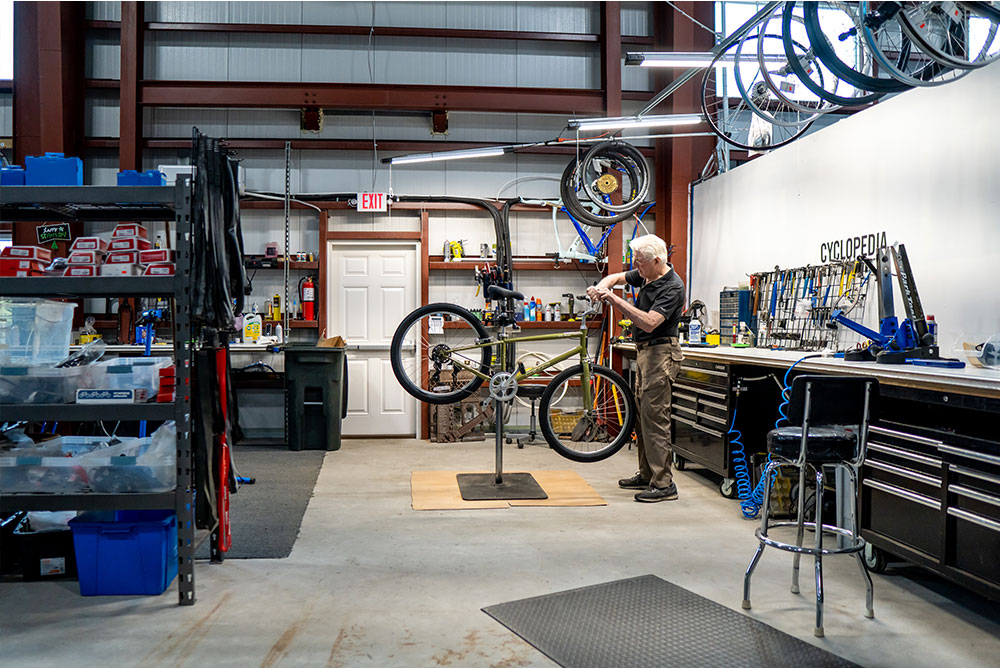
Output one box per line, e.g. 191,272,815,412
275,323,283,344
554,303,561,321
545,304,553,321
535,298,542,322
523,300,529,321
926,314,937,344
529,297,536,322
243,314,262,343
689,314,703,345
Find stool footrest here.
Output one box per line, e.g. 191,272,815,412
755,521,865,556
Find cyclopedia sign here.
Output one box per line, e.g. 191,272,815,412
820,231,887,262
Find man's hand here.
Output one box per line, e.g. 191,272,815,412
587,286,614,304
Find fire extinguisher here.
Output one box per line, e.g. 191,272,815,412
299,276,316,321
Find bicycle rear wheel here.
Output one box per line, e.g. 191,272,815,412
390,302,492,405
539,364,636,463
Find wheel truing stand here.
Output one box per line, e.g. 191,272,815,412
456,371,548,501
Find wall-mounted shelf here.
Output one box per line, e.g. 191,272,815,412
442,319,602,330
261,319,318,329
244,260,318,271
428,257,602,272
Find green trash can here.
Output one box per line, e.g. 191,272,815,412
285,346,348,451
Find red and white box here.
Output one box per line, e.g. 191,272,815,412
100,263,143,276
109,237,152,252
139,249,176,264
112,223,149,239
1,246,53,262
0,258,46,276
105,250,141,265
70,237,110,253
144,262,176,276
68,250,105,264
65,264,100,277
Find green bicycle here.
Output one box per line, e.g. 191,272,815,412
390,286,636,462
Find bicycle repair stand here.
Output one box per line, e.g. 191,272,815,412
455,394,548,501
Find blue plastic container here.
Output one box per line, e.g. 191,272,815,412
139,170,167,186
1,165,26,186
24,152,83,186
116,169,140,186
69,510,178,596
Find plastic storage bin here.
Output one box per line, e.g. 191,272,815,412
0,436,120,494
0,298,77,366
1,165,26,186
24,152,83,186
12,516,78,580
117,170,167,186
70,510,178,596
0,366,88,404
90,357,172,399
285,346,348,451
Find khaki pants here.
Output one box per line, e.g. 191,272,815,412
634,340,683,488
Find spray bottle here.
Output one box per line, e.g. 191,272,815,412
689,312,703,345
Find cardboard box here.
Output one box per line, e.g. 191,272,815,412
111,223,149,239
139,249,176,264
1,246,53,262
65,264,100,277
68,250,105,264
105,250,141,265
109,237,151,252
143,263,175,276
70,237,109,253
100,263,143,277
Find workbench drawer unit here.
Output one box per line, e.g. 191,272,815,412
941,444,1000,588
670,359,731,476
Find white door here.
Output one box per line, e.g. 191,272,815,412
327,242,418,436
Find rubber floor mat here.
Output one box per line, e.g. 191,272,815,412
483,574,859,668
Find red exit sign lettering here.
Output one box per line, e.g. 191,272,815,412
357,192,388,212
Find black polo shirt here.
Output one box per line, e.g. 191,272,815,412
625,265,685,342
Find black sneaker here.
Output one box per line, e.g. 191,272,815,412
618,473,649,489
634,483,678,503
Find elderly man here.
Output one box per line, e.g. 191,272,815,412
587,234,685,502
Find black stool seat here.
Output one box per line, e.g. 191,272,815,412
516,384,546,400
767,425,858,462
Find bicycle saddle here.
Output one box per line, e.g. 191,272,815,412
487,285,524,301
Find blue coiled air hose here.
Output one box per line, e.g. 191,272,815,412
727,396,753,504
739,353,824,519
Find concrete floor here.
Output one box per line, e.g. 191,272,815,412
2,438,999,667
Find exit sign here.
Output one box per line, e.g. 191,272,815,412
357,192,388,212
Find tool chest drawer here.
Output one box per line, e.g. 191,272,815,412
670,360,731,476
675,359,730,393
865,424,944,499
862,477,942,558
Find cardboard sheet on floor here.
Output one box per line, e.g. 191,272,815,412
411,470,605,510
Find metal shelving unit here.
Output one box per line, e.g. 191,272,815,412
0,183,198,605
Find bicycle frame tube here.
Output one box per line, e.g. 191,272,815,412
440,328,592,384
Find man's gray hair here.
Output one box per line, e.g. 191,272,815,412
629,234,669,264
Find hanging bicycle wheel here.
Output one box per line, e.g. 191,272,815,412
735,31,826,128
560,141,649,227
390,302,493,405
539,364,636,463
858,1,970,86
897,1,1000,69
781,1,885,106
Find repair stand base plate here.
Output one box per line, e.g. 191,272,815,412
456,473,548,501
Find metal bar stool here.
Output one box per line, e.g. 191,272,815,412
742,375,879,637
505,384,546,447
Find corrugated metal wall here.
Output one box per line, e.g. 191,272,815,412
0,93,12,136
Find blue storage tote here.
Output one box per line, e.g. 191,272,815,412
69,510,178,596
24,152,83,186
1,165,26,185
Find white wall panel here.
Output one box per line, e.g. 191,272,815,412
513,113,573,143
516,42,597,89
444,39,517,87
82,150,120,186
85,31,121,80
621,2,652,37
145,32,230,80
302,1,447,28
86,2,121,21
146,107,227,138
147,1,230,23
622,54,652,92
517,2,595,34
84,91,120,138
0,94,12,136
228,33,303,82
446,2,517,31
240,210,320,257
238,148,303,194
229,1,302,24
444,112,518,144
691,61,1000,348
226,109,298,138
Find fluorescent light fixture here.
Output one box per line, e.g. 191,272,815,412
626,51,789,68
567,113,704,132
384,146,508,165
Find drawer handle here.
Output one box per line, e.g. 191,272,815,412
674,383,727,400
937,444,1000,467
699,399,728,412
869,425,942,447
673,404,697,416
672,413,724,439
864,459,941,487
673,392,698,402
681,367,728,377
951,465,1000,488
867,442,942,468
948,507,1000,534
950,484,1000,509
863,479,941,510
697,411,729,427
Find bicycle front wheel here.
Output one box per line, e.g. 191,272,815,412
539,364,636,463
390,302,492,405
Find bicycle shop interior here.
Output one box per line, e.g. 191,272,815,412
2,2,999,667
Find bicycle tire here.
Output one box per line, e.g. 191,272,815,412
560,142,648,227
539,363,636,463
390,302,492,405
802,1,911,94
897,1,1000,69
782,2,885,106
579,141,650,214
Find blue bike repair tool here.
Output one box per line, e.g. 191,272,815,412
907,358,966,369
